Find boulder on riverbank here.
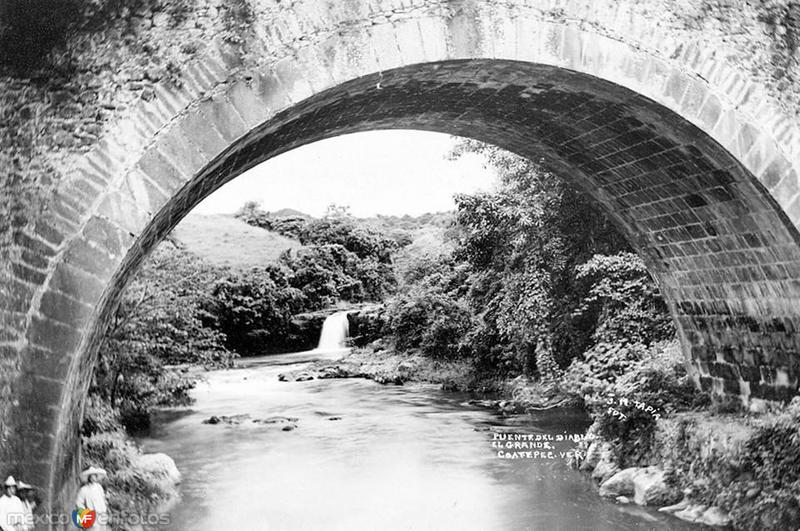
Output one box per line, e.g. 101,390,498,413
633,467,681,506
599,467,641,498
134,453,182,489
671,504,732,527
592,454,620,484
599,465,681,506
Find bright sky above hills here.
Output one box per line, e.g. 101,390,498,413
193,130,497,217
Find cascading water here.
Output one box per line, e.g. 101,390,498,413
315,311,351,352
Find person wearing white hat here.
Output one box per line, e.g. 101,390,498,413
15,483,35,531
75,467,109,531
0,476,25,531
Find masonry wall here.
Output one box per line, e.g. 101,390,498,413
2,0,800,522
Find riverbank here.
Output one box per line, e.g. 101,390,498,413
285,342,800,530
81,397,182,531
282,343,579,412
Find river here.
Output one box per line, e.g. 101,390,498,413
138,351,702,530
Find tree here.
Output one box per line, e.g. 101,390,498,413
92,244,233,430
324,203,352,219
204,264,307,354
574,252,675,347
450,139,630,376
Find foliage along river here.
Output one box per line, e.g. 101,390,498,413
138,351,701,530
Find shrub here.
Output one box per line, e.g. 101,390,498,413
720,401,800,529
565,340,709,466
81,394,123,436
205,265,307,354
420,304,472,358
82,431,178,531
561,342,650,399
349,307,389,347
388,289,472,359
574,253,674,346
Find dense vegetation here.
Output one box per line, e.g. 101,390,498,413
385,140,674,383
88,245,233,432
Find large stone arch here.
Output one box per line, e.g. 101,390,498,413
3,0,800,519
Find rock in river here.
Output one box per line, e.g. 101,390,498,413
202,414,251,425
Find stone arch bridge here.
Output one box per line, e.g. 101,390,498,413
2,0,800,519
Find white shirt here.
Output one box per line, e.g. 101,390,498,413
0,494,26,531
75,483,108,513
20,500,33,531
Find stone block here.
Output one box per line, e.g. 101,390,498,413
20,346,71,382
136,149,185,194
197,95,249,144
371,22,404,71
63,238,117,282
227,81,271,129
39,290,94,329
28,317,83,355
49,263,104,307
274,57,314,104
177,112,228,160
251,69,292,114
154,126,211,180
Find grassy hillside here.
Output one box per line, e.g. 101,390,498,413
173,209,454,273
171,213,302,269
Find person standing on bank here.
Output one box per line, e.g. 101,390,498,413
75,467,109,531
16,483,35,531
0,477,25,531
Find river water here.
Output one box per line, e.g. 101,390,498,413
138,351,701,530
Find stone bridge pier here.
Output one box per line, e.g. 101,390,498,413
2,0,800,524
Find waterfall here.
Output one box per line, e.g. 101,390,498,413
315,311,351,352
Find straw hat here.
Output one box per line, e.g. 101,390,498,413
79,467,107,483
17,482,32,491
3,476,16,487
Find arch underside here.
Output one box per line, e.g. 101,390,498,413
146,59,800,404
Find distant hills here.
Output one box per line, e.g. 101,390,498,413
267,208,311,218
171,210,454,271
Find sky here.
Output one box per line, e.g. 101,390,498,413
193,130,497,217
